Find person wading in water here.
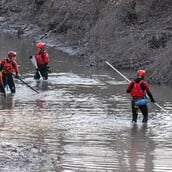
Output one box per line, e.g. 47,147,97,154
1,51,19,94
126,70,156,124
31,42,50,80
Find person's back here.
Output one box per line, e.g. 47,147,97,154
126,70,155,123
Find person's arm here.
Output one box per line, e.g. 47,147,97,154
43,51,49,64
12,61,20,78
147,91,156,102
0,60,5,70
12,61,18,73
144,81,156,102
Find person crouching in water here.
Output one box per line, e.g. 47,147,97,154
33,42,49,80
126,70,156,124
1,51,19,93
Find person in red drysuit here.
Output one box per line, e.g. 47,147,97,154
126,70,156,124
32,42,49,80
1,51,19,93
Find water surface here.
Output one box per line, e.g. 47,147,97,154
0,33,172,172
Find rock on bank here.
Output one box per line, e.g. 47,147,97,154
0,0,172,86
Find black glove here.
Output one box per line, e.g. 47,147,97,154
29,56,33,59
15,73,20,79
47,66,51,73
151,99,156,103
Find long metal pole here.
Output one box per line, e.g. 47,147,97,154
105,61,166,111
4,67,39,94
15,76,39,94
106,61,130,82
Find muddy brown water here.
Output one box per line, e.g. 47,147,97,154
0,33,172,172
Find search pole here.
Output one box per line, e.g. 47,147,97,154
105,61,166,111
4,67,39,94
106,61,130,82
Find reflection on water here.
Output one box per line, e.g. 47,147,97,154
35,80,49,91
129,124,154,172
0,33,172,171
0,94,15,109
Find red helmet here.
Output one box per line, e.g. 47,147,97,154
8,51,17,59
36,42,45,49
137,70,146,77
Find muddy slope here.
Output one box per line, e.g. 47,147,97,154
0,0,172,86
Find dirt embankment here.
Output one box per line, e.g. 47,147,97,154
0,0,172,86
